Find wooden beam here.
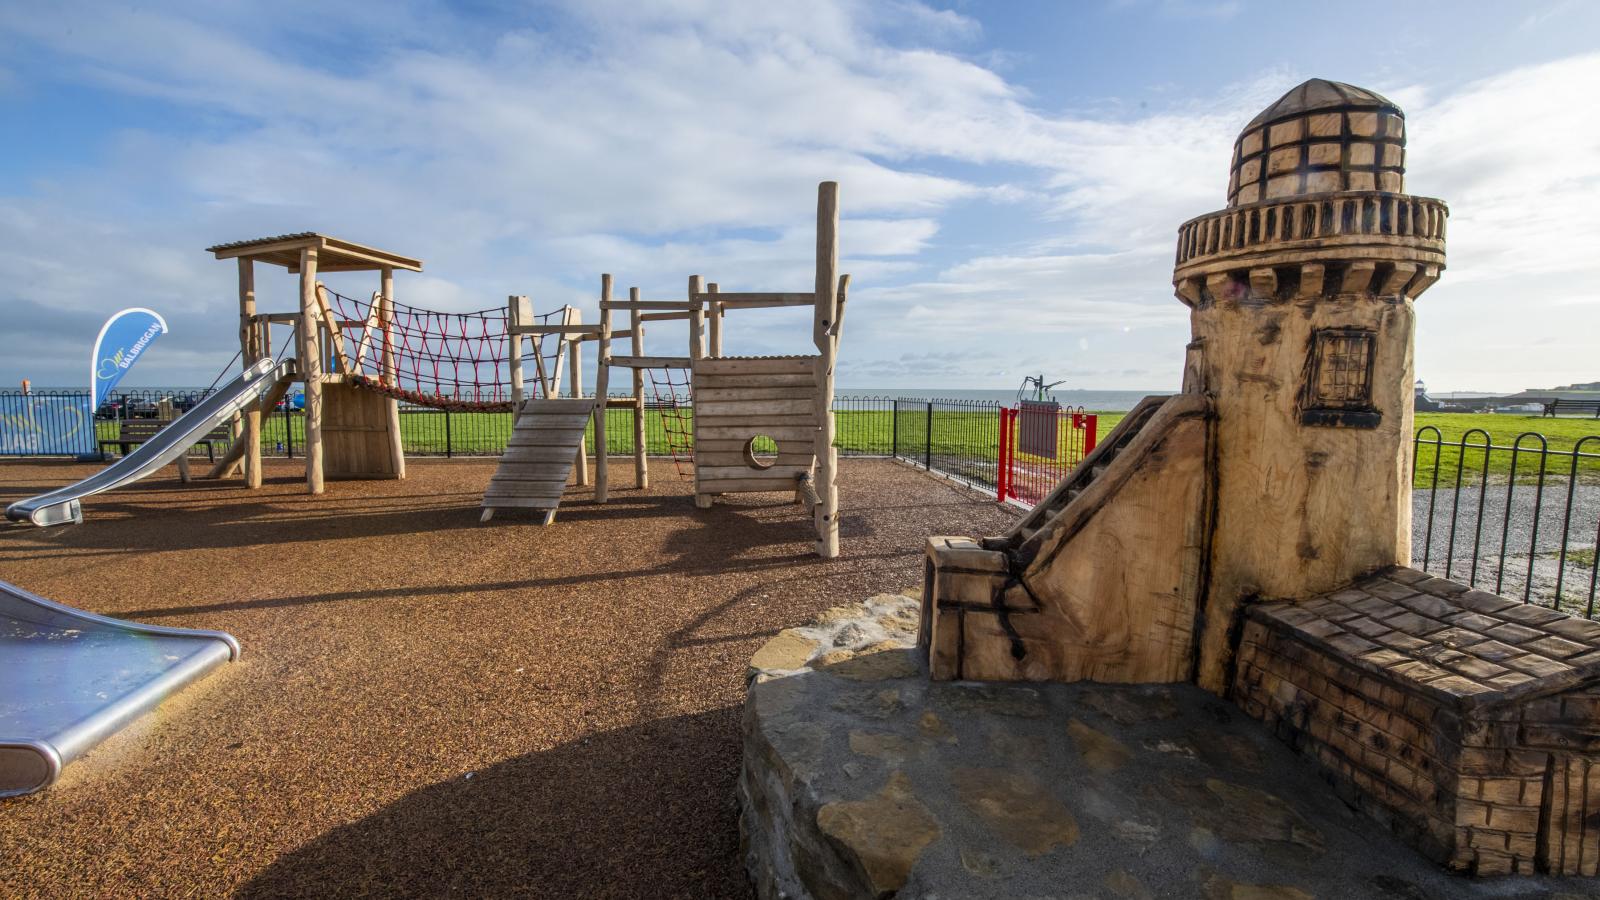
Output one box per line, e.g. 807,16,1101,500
515,324,606,335
708,282,723,358
563,304,588,483
630,287,648,490
380,267,405,480
605,355,691,368
813,181,840,558
313,284,351,375
599,300,698,310
689,274,705,363
207,372,293,480
351,290,382,376
299,247,324,495
595,275,612,503
238,257,263,489
571,328,637,342
638,312,692,322
567,308,588,486
508,296,528,409
701,292,814,309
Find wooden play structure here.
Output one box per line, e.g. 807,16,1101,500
480,182,849,557
206,233,422,493
201,186,847,556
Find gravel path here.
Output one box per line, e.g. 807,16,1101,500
0,458,1016,899
1412,482,1600,609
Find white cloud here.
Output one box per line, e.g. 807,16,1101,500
0,3,1593,393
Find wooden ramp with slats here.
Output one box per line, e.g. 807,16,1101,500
480,398,597,524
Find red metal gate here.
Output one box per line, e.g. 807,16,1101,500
997,405,1097,506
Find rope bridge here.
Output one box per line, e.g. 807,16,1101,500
321,287,566,411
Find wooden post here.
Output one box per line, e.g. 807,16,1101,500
689,274,710,509
568,313,588,486
508,295,527,409
708,282,722,358
299,246,324,494
550,307,574,397
594,275,613,502
688,275,705,362
380,266,405,479
630,287,648,489
158,397,191,482
238,258,263,489
813,182,840,557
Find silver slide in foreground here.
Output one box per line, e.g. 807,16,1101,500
0,578,240,797
5,357,295,526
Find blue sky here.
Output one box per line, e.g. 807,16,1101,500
1,0,1596,392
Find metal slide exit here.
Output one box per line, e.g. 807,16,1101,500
0,578,240,797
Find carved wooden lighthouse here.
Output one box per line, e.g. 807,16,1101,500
921,79,1448,689
1172,78,1449,691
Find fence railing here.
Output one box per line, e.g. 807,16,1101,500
0,390,910,461
1413,428,1600,615
6,389,1596,617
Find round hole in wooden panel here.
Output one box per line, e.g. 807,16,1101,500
742,435,778,470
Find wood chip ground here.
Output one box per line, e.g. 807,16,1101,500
0,457,1014,899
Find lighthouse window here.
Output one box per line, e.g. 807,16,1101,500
1301,328,1379,427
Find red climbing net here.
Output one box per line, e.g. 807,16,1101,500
647,366,695,479
321,288,566,411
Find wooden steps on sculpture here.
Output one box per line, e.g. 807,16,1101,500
928,393,1213,683
480,398,596,524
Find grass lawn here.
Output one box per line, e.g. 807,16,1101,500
93,404,1597,489
1413,412,1600,486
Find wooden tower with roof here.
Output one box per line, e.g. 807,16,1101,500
206,233,423,494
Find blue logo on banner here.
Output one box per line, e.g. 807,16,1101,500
91,308,168,413
0,394,95,455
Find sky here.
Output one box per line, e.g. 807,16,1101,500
0,0,1596,393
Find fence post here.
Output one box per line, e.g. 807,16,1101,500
924,400,933,471
891,399,899,459
444,409,453,459
1084,414,1097,455
285,404,295,459
997,407,1011,503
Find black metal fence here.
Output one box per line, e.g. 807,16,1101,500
7,389,1597,617
1413,428,1600,615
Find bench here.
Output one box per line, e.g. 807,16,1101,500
1541,398,1600,417
99,419,234,461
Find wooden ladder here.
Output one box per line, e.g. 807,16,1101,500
480,397,597,524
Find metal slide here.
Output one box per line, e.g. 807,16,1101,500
0,578,240,797
5,357,296,526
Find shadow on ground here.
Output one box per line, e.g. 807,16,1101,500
237,707,750,900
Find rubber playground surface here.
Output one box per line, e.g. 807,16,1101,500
0,457,1015,899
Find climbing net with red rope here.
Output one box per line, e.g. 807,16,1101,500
321,287,566,411
647,366,695,479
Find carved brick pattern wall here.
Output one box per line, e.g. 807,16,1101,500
1229,107,1405,206
1232,567,1600,876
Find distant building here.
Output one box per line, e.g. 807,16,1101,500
1413,379,1441,411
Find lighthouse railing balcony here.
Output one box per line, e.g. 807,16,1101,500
1174,191,1448,276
